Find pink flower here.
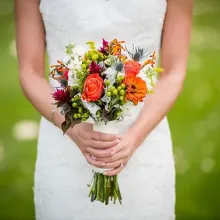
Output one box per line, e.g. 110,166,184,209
89,61,101,74
52,89,69,102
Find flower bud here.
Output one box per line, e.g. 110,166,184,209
119,90,125,96
105,80,110,86
119,96,124,101
107,92,112,97
72,102,77,107
121,84,126,89
113,90,118,95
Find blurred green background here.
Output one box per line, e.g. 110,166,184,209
0,0,219,219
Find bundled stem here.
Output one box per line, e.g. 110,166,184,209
88,172,122,205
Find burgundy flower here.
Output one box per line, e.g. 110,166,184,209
99,38,109,54
89,61,101,74
52,89,69,102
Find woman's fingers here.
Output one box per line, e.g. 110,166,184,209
96,148,125,162
91,131,118,142
84,153,106,168
87,143,122,158
91,138,119,149
102,160,121,169
104,161,125,176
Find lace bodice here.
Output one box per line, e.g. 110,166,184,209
40,0,167,88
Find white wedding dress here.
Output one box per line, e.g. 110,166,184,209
35,0,175,219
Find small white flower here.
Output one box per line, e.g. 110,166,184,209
104,68,117,86
68,70,78,86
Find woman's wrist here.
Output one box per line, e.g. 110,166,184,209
127,125,146,149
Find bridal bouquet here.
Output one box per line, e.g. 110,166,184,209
50,38,163,205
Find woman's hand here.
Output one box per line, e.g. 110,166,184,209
94,129,141,176
67,123,120,168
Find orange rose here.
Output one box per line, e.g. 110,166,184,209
82,73,104,101
124,60,141,76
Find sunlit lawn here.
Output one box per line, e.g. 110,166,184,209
0,0,219,219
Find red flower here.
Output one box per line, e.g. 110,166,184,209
63,69,69,80
124,60,141,76
82,74,104,101
89,61,101,74
52,89,70,102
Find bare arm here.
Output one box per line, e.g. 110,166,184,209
131,0,193,144
102,0,193,176
14,0,118,168
14,0,65,128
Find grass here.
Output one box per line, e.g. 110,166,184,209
0,0,220,219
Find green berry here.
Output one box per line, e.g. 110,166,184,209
72,102,77,107
78,113,82,118
107,92,112,97
105,80,110,86
119,96,124,101
83,112,89,118
96,110,101,116
74,113,78,119
113,89,118,95
117,112,121,117
120,75,124,80
117,76,121,82
117,86,121,91
78,108,83,113
110,86,116,92
121,84,126,89
119,90,125,96
87,60,91,64
74,95,80,100
82,117,87,122
81,64,87,69
71,98,75,102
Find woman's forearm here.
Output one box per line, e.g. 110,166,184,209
19,70,64,129
131,71,185,146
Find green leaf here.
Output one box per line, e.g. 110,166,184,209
60,79,68,87
61,110,81,134
61,120,71,134
101,109,109,123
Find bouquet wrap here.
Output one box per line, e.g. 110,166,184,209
92,121,119,173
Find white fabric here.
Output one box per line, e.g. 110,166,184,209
35,0,175,219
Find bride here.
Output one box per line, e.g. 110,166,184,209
14,0,193,219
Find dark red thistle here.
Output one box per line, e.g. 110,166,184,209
89,61,101,74
99,38,109,54
52,89,70,103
